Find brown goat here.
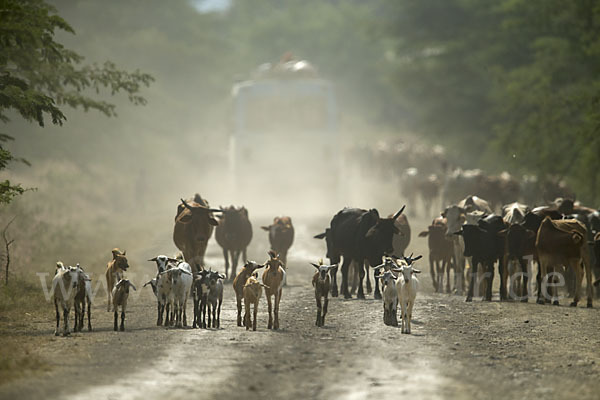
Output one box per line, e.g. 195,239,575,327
233,261,265,326
105,248,129,311
311,262,335,327
243,273,268,331
262,251,286,330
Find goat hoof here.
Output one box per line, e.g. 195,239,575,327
552,301,559,306
357,293,365,300
465,297,472,302
343,293,352,299
520,298,529,303
536,299,544,305
569,301,577,307
62,332,70,337
54,331,59,336
374,292,382,300
587,302,593,308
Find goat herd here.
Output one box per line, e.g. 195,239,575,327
49,191,600,338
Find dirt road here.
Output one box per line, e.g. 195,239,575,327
1,215,599,400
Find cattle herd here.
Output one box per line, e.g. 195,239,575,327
49,141,600,337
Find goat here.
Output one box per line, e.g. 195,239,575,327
160,261,193,327
311,262,335,327
233,260,265,326
73,264,92,332
148,255,178,325
52,262,80,336
112,279,136,331
106,248,129,311
262,251,286,330
207,270,225,328
393,254,422,334
243,273,269,331
374,265,399,327
192,269,210,328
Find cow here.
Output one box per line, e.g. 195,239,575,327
315,206,405,299
418,217,454,293
416,173,441,217
535,217,593,308
215,205,253,280
502,202,530,225
442,196,491,295
456,215,507,302
173,194,221,275
261,216,294,273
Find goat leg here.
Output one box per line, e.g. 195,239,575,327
120,310,125,331
322,297,328,326
54,300,60,336
63,307,70,336
114,309,118,331
87,300,92,331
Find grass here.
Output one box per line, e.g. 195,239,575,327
0,277,52,383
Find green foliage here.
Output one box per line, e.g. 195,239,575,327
383,0,600,203
0,0,153,204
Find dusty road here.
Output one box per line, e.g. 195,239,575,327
1,215,599,400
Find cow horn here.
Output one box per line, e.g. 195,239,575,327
393,205,406,220
181,198,192,210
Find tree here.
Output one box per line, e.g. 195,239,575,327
0,0,153,204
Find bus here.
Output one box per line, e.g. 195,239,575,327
229,58,341,214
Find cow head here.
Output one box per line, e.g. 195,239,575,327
455,225,480,257
365,206,405,265
442,205,466,237
177,198,220,227
262,216,293,235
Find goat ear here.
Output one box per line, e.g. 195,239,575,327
148,257,157,262
314,232,327,239
218,273,226,279
412,255,423,262
310,263,321,269
209,218,219,226
129,282,137,290
261,226,270,231
413,269,421,274
418,231,429,237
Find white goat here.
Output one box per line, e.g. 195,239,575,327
73,264,93,332
51,262,80,336
112,279,136,331
160,261,193,328
147,255,178,326
394,255,422,334
373,258,400,327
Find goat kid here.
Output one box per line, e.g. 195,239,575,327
311,262,335,327
112,279,136,331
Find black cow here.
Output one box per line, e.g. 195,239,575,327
215,206,253,279
315,206,405,299
498,223,536,301
457,215,507,302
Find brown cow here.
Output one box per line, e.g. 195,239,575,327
105,248,129,311
261,216,294,272
418,217,454,293
536,217,593,307
173,194,221,275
